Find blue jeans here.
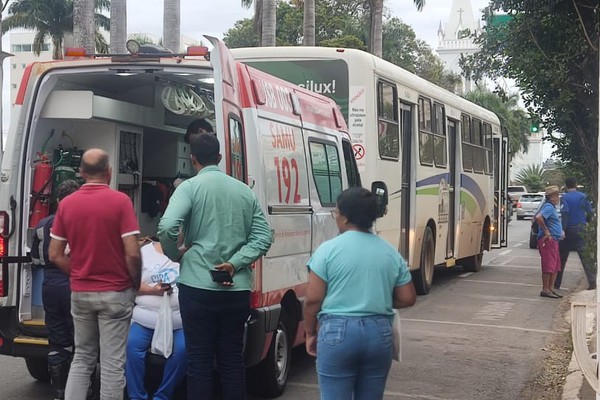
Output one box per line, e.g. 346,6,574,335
178,284,250,400
317,314,393,400
125,323,187,400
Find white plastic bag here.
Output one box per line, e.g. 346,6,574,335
392,309,402,362
151,292,173,358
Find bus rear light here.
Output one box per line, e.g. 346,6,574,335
64,48,87,57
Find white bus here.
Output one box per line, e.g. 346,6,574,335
232,47,510,294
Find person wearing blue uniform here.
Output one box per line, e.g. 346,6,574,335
30,180,79,400
304,187,416,400
556,177,594,290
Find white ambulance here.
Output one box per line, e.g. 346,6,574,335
0,37,362,397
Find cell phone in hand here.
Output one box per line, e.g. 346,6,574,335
209,269,233,284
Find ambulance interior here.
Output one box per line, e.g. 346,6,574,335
21,66,216,321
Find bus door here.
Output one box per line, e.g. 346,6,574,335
447,119,458,256
399,102,412,260
491,129,509,248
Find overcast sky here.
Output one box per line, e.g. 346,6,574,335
0,0,492,143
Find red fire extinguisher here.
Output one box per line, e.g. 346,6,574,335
29,154,53,228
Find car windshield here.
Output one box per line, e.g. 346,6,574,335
520,194,543,202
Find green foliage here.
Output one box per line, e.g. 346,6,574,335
128,33,157,46
462,87,530,156
514,164,545,192
2,0,110,59
225,0,458,91
460,0,599,199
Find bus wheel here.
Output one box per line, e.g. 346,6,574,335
463,228,486,272
412,226,435,295
25,357,50,382
247,312,292,398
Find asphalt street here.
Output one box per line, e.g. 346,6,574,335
0,218,583,399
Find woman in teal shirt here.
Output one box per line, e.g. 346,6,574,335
304,187,417,400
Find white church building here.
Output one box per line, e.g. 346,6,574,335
436,0,543,183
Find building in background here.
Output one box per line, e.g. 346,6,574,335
509,130,544,183
9,32,52,106
436,0,482,94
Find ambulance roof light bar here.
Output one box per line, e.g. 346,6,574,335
64,40,210,60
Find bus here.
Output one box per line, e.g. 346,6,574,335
232,46,510,295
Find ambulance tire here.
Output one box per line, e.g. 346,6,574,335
25,357,50,382
247,312,292,398
412,226,435,295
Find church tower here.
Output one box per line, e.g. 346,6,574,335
436,0,482,93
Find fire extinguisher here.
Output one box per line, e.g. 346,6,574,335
29,154,53,228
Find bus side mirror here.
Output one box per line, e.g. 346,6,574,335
371,181,388,218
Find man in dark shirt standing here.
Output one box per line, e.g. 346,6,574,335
30,180,79,400
556,177,595,290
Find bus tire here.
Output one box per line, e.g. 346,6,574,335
25,357,50,382
412,226,435,295
463,228,486,273
247,312,292,398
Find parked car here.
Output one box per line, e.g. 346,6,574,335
516,193,545,220
508,185,528,208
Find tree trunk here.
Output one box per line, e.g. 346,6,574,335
163,0,181,52
303,0,315,46
261,0,276,47
369,0,383,57
110,0,127,53
52,36,63,60
73,0,95,53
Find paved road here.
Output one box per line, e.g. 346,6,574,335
0,218,581,399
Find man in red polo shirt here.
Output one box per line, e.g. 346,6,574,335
49,148,142,400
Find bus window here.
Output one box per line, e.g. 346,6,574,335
342,139,361,187
419,98,434,166
377,81,399,160
433,103,447,167
461,114,473,171
484,123,493,175
309,141,343,206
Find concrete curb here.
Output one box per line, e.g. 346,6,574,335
562,289,597,400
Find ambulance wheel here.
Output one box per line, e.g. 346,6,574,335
247,312,292,398
412,226,435,295
25,357,50,382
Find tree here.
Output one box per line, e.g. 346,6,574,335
110,0,126,53
261,0,276,46
73,0,95,53
460,1,599,199
223,19,259,48
163,0,180,52
368,0,425,57
303,0,315,46
514,164,546,193
3,0,109,59
463,87,530,157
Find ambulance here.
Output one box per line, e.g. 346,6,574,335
0,37,362,397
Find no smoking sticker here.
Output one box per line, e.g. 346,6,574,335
353,144,365,160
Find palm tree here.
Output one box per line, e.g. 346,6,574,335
241,0,275,47
110,0,126,53
73,0,95,53
514,164,546,192
163,0,180,52
369,0,425,57
303,0,315,46
3,0,110,59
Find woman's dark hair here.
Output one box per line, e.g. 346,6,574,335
336,187,378,231
190,133,220,165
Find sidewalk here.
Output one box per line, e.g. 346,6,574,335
562,287,597,400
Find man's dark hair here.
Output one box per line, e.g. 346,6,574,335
81,152,109,176
56,179,79,201
190,133,220,166
565,177,577,189
185,119,214,144
336,187,378,231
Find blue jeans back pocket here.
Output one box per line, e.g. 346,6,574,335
376,317,392,343
319,318,347,346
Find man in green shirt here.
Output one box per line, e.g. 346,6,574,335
158,133,272,400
